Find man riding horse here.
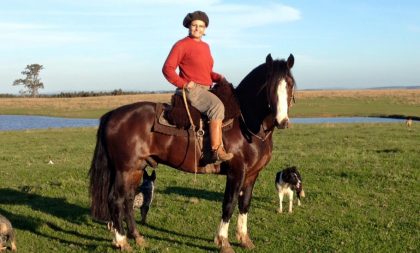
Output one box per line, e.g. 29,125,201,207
162,10,233,163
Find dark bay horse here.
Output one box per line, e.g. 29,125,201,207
89,54,295,252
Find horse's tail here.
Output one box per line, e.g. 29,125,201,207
89,111,113,221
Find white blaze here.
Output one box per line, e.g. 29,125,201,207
276,79,289,124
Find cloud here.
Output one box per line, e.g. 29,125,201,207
0,22,96,47
211,3,301,28
0,22,53,31
205,3,301,48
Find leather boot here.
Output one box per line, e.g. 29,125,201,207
210,120,233,162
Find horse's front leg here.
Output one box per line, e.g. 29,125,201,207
215,169,244,253
236,178,257,249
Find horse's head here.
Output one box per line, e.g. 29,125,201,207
265,54,295,129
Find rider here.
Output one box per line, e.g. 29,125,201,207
162,10,233,163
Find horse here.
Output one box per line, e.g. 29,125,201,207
89,53,296,252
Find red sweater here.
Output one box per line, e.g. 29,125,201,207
162,36,221,88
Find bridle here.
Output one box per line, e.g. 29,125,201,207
240,112,274,142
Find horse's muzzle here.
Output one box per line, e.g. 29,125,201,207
276,118,289,129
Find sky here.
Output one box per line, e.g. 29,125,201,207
1,0,419,94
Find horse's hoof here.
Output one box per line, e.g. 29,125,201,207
214,236,231,248
112,239,132,251
277,208,283,213
220,246,235,253
215,236,235,253
113,242,132,252
236,233,255,249
122,243,133,252
135,236,147,247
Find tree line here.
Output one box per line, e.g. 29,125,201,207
8,64,170,98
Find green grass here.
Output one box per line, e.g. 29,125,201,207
0,124,419,252
291,96,420,118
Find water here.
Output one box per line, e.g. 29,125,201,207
0,115,410,131
0,115,98,131
291,117,405,124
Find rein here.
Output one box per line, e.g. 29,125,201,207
240,112,273,142
182,87,196,130
182,87,198,180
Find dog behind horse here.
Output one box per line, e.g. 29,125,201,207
133,170,156,225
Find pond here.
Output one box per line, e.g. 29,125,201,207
0,115,410,131
0,115,98,131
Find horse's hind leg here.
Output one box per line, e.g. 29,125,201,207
123,166,146,247
108,172,132,251
236,178,257,249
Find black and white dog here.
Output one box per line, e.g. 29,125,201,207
275,166,305,213
133,170,156,224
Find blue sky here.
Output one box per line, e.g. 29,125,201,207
1,0,419,94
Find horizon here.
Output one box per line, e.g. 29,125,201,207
2,85,419,96
1,1,420,94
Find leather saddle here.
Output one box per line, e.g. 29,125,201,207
153,80,241,137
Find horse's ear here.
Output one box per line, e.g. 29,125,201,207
266,53,273,66
151,170,156,181
287,54,294,69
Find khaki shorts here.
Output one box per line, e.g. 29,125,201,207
176,83,224,120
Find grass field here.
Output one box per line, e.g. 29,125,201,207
0,123,419,252
0,89,419,118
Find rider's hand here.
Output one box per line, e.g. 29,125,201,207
186,81,196,90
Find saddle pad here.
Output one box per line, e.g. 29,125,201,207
153,103,189,137
153,103,234,137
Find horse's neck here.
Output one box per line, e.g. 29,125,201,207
238,93,273,134
235,64,276,133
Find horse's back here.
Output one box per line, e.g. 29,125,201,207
100,101,157,155
103,101,157,132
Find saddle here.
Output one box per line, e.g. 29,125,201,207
152,80,240,171
165,79,240,129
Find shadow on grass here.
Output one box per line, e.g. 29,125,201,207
0,188,109,250
375,148,401,153
144,224,218,251
160,185,271,203
161,186,223,202
0,188,88,223
0,208,108,251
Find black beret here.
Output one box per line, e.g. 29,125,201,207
183,11,209,28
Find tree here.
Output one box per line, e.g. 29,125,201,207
13,64,44,97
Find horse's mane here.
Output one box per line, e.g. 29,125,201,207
236,58,292,102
